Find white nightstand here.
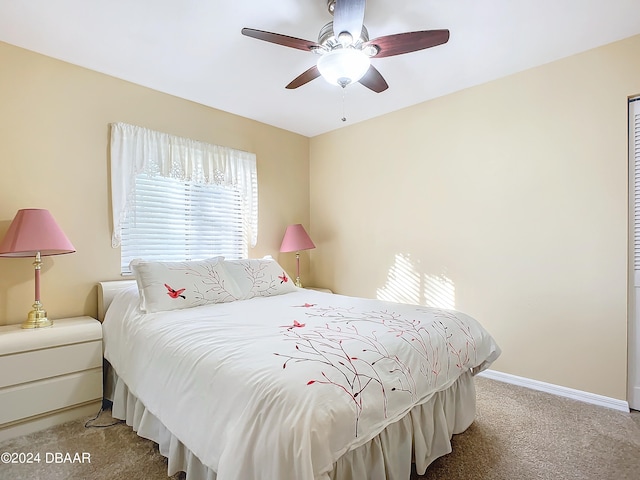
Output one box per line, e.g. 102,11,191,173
0,316,103,442
305,287,333,293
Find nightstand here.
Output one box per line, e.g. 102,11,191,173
305,287,333,293
0,316,103,441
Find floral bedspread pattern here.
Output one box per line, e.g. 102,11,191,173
276,303,481,437
103,288,500,480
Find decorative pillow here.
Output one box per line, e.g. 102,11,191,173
129,257,241,313
223,257,297,300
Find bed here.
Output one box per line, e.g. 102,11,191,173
99,257,500,480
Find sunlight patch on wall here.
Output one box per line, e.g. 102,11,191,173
376,254,455,309
423,273,455,309
376,254,421,305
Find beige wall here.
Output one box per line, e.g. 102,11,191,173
0,42,310,326
310,34,640,400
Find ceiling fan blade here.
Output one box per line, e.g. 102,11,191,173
358,65,388,93
241,28,320,52
286,66,322,89
365,29,450,58
332,0,365,44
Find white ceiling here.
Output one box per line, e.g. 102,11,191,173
1,0,639,137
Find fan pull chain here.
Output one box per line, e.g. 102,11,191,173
341,88,347,122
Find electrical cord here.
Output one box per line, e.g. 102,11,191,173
84,402,125,429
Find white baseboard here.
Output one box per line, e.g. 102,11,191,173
478,369,630,413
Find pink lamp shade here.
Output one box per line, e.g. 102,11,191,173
0,209,76,257
279,224,315,253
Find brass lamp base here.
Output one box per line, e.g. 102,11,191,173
22,301,53,329
295,277,303,288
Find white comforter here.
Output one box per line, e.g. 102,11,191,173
103,287,500,480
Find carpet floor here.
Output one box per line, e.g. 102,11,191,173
1,377,638,480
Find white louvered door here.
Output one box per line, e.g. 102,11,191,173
630,96,640,411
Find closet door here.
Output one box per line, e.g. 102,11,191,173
630,96,640,411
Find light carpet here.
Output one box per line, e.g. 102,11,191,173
1,377,638,480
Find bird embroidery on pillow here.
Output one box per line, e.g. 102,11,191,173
278,272,289,283
165,284,186,299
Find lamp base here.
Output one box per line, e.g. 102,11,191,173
295,277,303,288
22,301,53,329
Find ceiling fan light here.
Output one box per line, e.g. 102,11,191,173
317,48,370,88
362,44,378,57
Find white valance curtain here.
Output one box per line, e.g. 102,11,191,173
110,122,258,248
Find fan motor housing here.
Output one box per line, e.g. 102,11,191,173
318,21,369,48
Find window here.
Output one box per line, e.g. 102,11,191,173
110,123,257,274
120,174,247,273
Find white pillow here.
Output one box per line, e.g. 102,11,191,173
223,257,297,299
130,257,241,313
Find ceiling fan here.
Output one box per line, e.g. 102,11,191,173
241,0,450,93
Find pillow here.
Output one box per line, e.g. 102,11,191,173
223,257,297,300
130,257,241,313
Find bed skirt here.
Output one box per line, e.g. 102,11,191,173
109,369,476,480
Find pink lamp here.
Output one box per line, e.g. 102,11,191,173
280,224,315,288
0,209,76,328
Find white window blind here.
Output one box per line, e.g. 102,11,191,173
631,97,640,284
120,175,246,273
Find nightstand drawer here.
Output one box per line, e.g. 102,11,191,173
0,368,102,426
0,340,102,389
0,316,101,356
